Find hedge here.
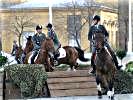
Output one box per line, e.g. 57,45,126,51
0,55,8,67
114,70,133,94
5,64,48,98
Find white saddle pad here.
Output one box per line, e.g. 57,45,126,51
58,47,66,59
28,52,39,64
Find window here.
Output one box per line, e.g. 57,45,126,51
67,15,81,46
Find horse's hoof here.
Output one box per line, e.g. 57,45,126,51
50,67,54,72
111,96,114,100
73,69,76,72
67,68,71,71
98,96,102,99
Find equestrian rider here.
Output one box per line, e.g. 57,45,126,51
46,23,61,61
11,40,18,56
88,15,121,74
31,25,46,64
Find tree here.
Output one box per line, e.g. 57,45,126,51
53,0,101,48
118,0,129,51
6,12,35,47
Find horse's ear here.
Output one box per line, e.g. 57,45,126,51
46,37,51,40
27,36,32,40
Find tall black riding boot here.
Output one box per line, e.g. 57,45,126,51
90,58,96,74
89,52,96,74
31,51,38,64
112,54,122,70
53,51,60,65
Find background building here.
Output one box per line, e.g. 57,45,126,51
0,0,119,53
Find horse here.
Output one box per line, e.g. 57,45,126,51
52,46,89,71
23,36,33,55
15,36,33,64
94,32,116,100
15,46,23,64
24,38,55,72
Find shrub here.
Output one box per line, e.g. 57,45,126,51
0,55,8,66
116,49,127,65
126,61,133,74
5,64,48,98
114,70,133,94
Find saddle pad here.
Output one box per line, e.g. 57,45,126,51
28,52,39,64
58,47,66,59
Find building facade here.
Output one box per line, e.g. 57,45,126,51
0,0,118,53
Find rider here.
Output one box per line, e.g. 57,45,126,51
11,40,18,56
88,15,122,74
31,25,46,64
46,23,61,61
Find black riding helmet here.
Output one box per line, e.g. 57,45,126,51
36,25,42,30
46,23,52,29
93,15,100,21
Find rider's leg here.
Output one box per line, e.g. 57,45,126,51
89,46,96,74
21,52,26,64
105,41,121,70
31,50,38,64
54,50,60,60
53,44,60,65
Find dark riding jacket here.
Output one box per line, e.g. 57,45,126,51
11,43,18,55
32,33,46,51
88,25,109,41
47,29,60,47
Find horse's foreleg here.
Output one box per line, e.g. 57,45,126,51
96,75,102,99
107,79,114,100
46,59,54,72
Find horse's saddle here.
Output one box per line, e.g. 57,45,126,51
57,47,66,59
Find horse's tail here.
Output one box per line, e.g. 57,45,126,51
74,47,89,62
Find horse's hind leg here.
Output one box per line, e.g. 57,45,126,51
67,65,73,71
96,75,102,99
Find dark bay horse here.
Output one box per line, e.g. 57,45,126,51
15,36,33,64
53,46,89,71
25,38,55,72
15,46,23,64
23,36,33,55
94,32,116,100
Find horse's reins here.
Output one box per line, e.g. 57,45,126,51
39,49,46,52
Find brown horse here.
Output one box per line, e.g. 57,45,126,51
53,46,89,71
94,32,116,100
15,46,23,64
25,38,55,72
15,36,33,64
23,36,33,55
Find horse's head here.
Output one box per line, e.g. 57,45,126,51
27,36,32,41
41,37,55,59
94,32,105,53
24,36,33,54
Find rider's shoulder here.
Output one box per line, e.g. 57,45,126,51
99,24,105,28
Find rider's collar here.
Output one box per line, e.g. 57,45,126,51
94,24,100,29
